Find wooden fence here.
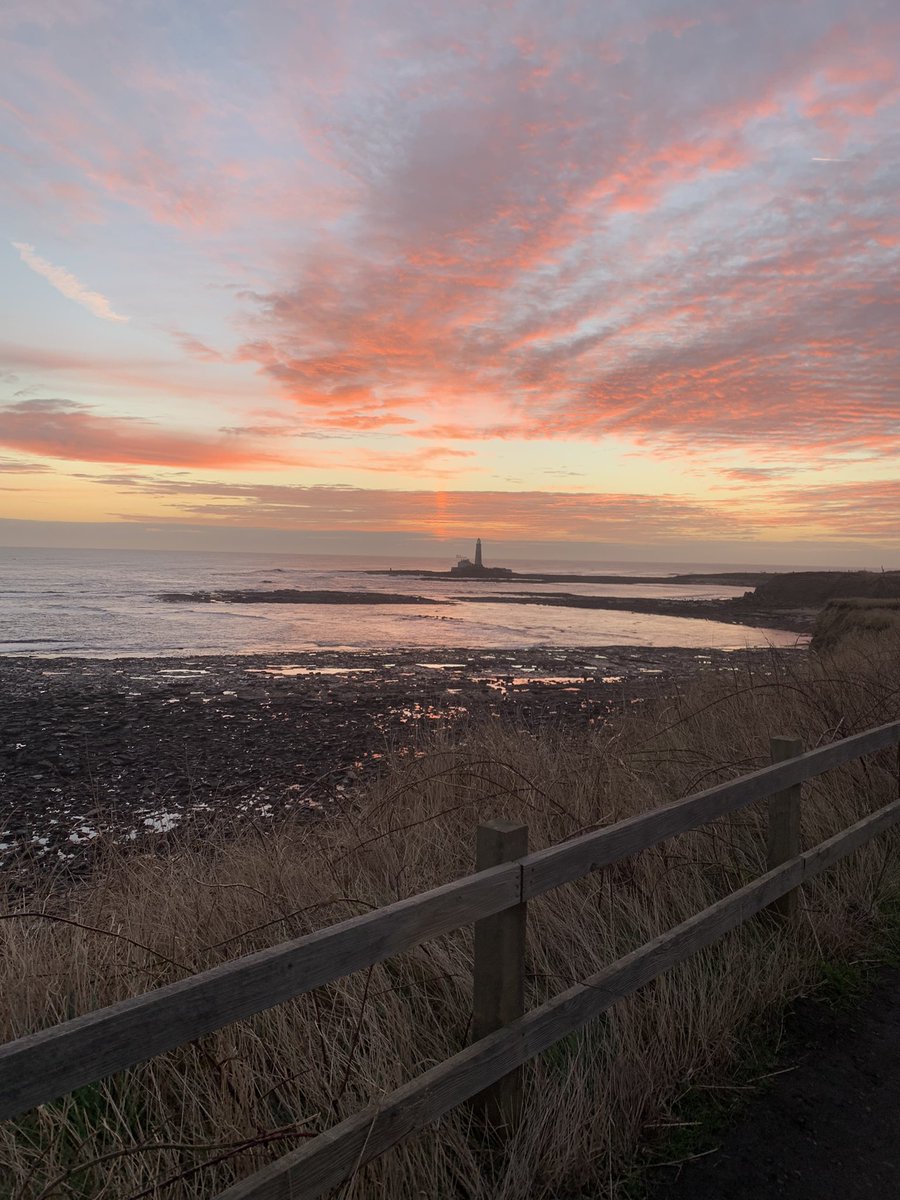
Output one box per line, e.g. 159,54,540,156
2,718,900,1199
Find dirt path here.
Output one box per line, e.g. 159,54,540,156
649,966,900,1199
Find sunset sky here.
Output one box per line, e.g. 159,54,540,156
1,1,898,564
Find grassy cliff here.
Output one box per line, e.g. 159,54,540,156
743,570,900,610
811,598,900,650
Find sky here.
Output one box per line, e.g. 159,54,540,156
1,0,898,566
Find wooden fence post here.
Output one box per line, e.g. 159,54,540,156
472,818,528,1128
767,736,803,920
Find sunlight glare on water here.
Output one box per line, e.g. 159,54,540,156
0,547,802,657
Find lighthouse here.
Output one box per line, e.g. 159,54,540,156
448,537,511,578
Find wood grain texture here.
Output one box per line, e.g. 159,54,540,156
522,720,900,899
0,862,521,1121
216,795,900,1200
4,719,897,1128
472,820,528,1126
767,736,804,920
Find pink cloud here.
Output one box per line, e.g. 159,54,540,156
12,241,128,322
168,330,224,362
85,470,900,548
215,6,898,461
0,398,477,477
0,399,289,468
93,474,754,541
762,479,900,540
1,0,898,494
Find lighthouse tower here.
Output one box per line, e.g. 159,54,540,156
449,537,510,578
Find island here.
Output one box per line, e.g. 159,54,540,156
448,538,513,579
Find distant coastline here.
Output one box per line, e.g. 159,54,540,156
160,589,447,605
373,568,772,586
6,548,879,658
159,570,900,639
159,582,812,634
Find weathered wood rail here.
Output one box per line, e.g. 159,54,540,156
2,718,899,1199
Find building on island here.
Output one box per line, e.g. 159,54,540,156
449,538,513,579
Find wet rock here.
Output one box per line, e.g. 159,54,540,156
0,644,803,884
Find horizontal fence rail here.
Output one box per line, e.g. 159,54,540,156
1,717,899,1198
521,719,900,898
218,795,900,1200
0,862,521,1121
3,719,897,1122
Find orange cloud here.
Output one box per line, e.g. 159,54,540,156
2,0,898,497
95,475,751,541
763,479,900,540
0,399,289,468
233,71,897,460
168,330,224,362
0,399,479,477
91,474,900,548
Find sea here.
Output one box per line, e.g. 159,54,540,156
0,547,803,658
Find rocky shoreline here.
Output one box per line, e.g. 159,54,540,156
159,586,817,635
161,589,447,605
368,569,774,587
460,591,817,633
0,644,805,882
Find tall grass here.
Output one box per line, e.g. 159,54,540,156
812,598,900,650
2,635,899,1199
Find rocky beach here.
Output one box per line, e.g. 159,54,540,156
14,555,884,887
0,642,804,882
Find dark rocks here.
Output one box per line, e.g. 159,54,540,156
0,645,803,882
160,589,449,605
460,592,816,634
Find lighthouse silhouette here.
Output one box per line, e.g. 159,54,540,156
448,537,511,578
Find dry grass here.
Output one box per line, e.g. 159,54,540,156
2,635,900,1199
812,598,900,650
